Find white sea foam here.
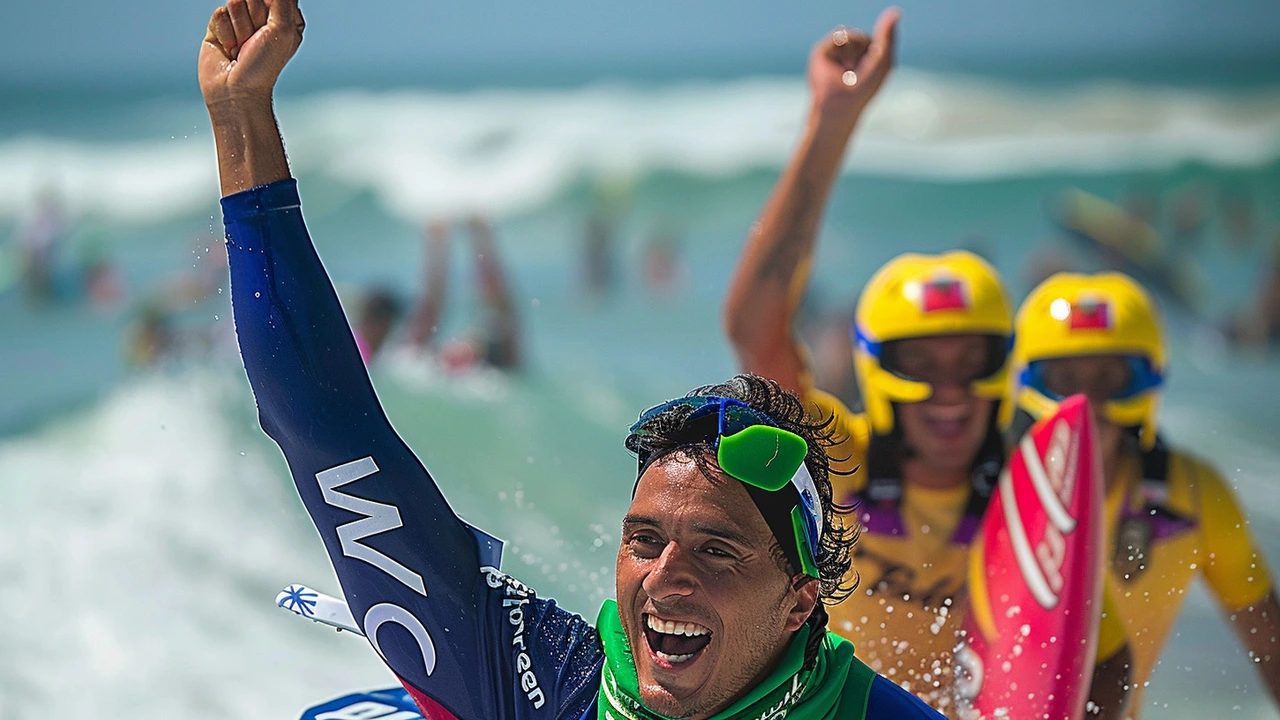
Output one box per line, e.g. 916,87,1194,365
0,136,216,224
2,72,1278,226
0,369,393,717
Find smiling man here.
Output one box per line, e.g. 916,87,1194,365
722,10,1134,715
721,10,1019,709
200,1,943,718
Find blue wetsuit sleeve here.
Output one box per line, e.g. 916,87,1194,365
865,675,947,719
222,179,602,720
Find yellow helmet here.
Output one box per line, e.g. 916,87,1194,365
854,251,1014,435
1003,272,1166,449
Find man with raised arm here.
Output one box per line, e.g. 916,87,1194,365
200,1,944,717
723,10,1132,716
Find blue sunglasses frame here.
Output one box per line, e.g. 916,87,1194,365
1021,355,1164,402
630,396,822,578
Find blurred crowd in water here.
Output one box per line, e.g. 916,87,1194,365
6,174,1280,384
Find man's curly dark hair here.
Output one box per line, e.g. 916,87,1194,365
624,374,859,668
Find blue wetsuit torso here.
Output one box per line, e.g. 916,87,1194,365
222,179,944,720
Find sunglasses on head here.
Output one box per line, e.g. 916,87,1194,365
630,396,822,578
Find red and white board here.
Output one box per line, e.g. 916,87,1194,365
954,394,1105,719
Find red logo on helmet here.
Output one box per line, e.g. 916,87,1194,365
920,277,969,313
1069,299,1111,330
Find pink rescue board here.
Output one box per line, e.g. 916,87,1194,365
954,394,1105,719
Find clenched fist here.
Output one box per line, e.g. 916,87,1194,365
808,8,900,123
199,0,305,109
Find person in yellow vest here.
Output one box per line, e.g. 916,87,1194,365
1005,272,1280,717
723,10,1132,716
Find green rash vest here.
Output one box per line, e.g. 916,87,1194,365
595,600,875,720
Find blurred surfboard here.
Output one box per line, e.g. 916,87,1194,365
954,394,1105,719
1055,189,1203,314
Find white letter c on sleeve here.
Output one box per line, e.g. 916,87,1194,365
363,603,437,677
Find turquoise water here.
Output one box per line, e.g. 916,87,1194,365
2,71,1280,717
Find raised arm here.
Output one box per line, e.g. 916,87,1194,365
469,216,522,370
200,4,600,717
199,0,301,195
407,221,451,349
722,9,898,393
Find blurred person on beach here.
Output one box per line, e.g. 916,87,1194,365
14,187,66,303
403,216,522,372
121,237,234,368
1225,234,1280,349
197,2,948,716
641,223,686,296
1006,272,1280,717
1169,182,1210,251
724,10,1132,716
583,211,614,299
1222,187,1256,251
76,235,125,309
352,285,404,364
581,179,630,301
123,304,177,368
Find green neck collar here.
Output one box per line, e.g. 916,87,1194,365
594,600,862,720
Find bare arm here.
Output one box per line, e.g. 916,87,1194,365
407,221,451,348
469,216,522,369
1228,590,1280,705
723,10,899,393
199,0,304,196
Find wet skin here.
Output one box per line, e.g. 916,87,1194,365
889,334,997,482
616,453,818,719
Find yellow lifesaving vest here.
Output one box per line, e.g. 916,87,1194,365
805,387,1130,717
1105,447,1273,718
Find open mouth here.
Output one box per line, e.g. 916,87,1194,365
921,404,972,440
643,613,713,666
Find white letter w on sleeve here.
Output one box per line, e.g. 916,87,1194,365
317,457,427,596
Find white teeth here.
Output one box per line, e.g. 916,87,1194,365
645,614,710,637
926,405,970,422
656,650,696,664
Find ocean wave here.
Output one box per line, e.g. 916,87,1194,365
3,71,1279,224
0,135,216,224
0,368,394,717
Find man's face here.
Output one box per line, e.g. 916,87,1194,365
615,453,817,719
1034,354,1133,453
889,334,997,475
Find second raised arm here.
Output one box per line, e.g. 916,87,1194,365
723,9,899,393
